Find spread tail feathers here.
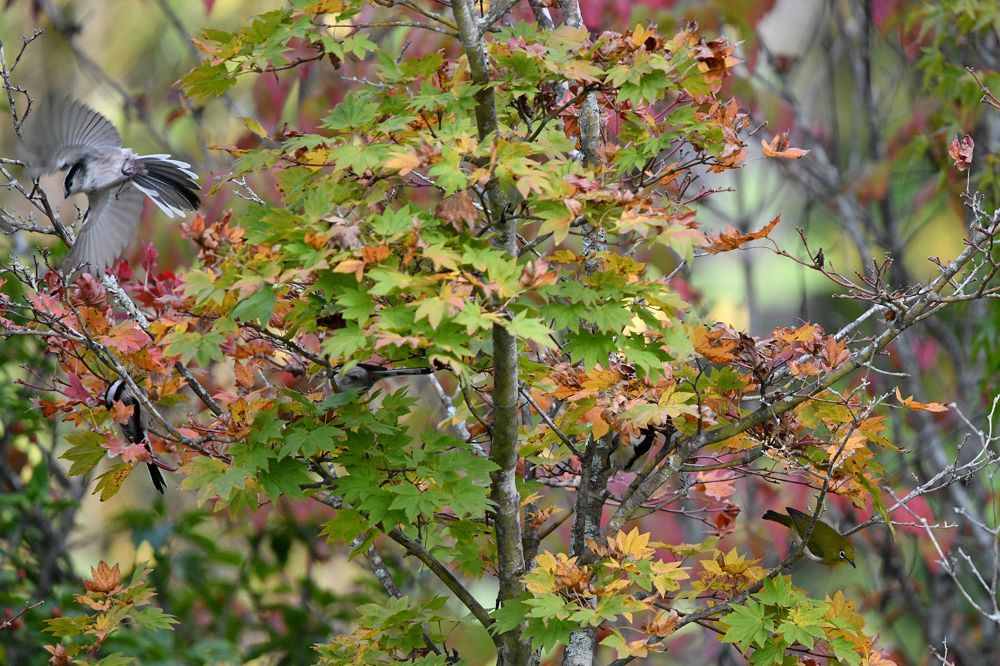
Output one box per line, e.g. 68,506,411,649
132,155,200,218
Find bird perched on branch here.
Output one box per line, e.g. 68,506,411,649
609,422,676,471
18,98,200,274
330,363,433,393
762,506,855,567
104,379,166,494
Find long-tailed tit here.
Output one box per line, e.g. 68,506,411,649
609,427,657,471
330,363,432,393
105,379,167,493
18,98,200,273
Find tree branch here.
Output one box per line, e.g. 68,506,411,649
451,0,532,662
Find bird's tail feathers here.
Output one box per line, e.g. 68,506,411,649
761,510,792,528
369,367,434,377
132,155,200,218
146,456,167,494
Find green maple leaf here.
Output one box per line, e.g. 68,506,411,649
720,600,770,649
505,311,556,349
232,286,276,324
754,575,801,607
180,62,236,100
61,430,106,477
748,639,790,666
414,297,449,329
491,600,529,634
320,509,370,545
777,605,829,649
259,458,311,501
279,423,343,458
563,330,616,368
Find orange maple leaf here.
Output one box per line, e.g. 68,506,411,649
693,469,736,501
895,387,949,413
819,336,851,370
761,132,809,159
704,215,781,254
108,400,135,425
83,561,121,594
692,324,739,363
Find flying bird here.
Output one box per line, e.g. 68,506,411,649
105,379,167,494
18,98,200,273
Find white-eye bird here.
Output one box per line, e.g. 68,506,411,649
105,379,166,494
762,506,856,567
18,98,200,273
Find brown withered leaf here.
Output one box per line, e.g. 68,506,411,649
692,37,741,82
324,216,363,249
713,503,740,535
83,561,121,594
703,215,781,254
819,336,850,370
234,361,256,389
361,244,391,264
948,134,974,172
43,644,71,666
895,386,949,413
519,259,558,289
436,192,479,232
789,357,823,377
643,610,679,638
773,322,822,345
761,132,809,159
692,324,739,363
527,505,564,530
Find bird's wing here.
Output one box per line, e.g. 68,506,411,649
63,185,144,274
18,98,122,176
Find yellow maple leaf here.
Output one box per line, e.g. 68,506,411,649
384,148,423,175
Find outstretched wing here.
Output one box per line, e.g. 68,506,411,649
18,98,122,177
63,185,144,274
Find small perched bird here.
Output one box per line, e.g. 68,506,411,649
104,379,166,494
762,506,855,567
609,427,657,471
330,363,433,393
18,98,200,273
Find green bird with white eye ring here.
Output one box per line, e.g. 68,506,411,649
762,507,856,568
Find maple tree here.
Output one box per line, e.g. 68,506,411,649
2,1,1000,665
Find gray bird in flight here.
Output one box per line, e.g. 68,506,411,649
18,98,200,273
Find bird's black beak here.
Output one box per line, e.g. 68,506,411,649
848,559,856,569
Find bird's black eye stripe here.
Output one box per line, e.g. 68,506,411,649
64,159,85,189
